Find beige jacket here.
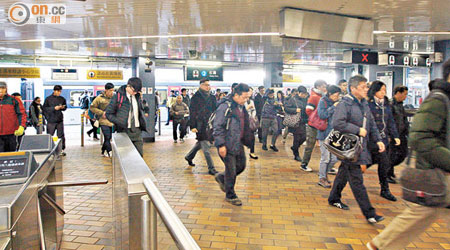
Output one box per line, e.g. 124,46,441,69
90,93,114,127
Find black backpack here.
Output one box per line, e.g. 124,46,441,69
206,101,232,141
80,95,89,109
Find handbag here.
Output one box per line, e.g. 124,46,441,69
400,90,450,207
249,116,259,132
308,101,328,131
324,116,366,162
283,100,301,128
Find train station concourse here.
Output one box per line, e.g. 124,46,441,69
0,0,449,249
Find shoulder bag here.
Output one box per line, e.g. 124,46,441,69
308,101,328,131
400,90,449,207
283,100,301,128
324,113,365,162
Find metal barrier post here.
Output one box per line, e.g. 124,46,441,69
38,114,43,134
141,195,157,250
150,202,157,250
81,114,85,147
158,109,161,136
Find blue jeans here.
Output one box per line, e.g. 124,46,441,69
318,140,338,179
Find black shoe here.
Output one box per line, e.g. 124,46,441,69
184,157,195,166
387,176,397,184
87,131,92,137
249,153,258,159
262,145,268,151
329,201,349,210
380,190,397,201
208,169,218,176
215,174,225,193
367,215,384,224
258,138,263,143
270,145,279,152
226,197,242,206
294,155,302,162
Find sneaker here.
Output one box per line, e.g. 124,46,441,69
329,202,350,210
328,168,338,175
262,145,268,151
226,197,242,206
294,155,302,162
380,190,397,201
367,215,384,224
174,140,178,143
208,169,218,176
300,164,312,172
93,137,99,141
249,153,258,159
366,241,379,250
318,178,331,188
215,174,225,193
270,145,279,152
180,138,184,143
184,157,195,166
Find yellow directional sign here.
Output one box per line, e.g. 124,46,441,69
282,73,302,83
87,70,123,80
0,67,41,78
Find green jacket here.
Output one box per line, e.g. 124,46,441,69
90,93,114,127
409,80,450,172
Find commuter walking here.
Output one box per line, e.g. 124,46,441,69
106,77,148,156
213,83,253,206
86,94,99,140
260,89,282,152
302,80,327,171
185,79,218,175
367,81,400,201
366,63,450,250
181,88,191,107
254,86,265,143
244,88,258,159
316,85,342,188
43,85,67,155
0,82,26,152
276,91,285,137
388,85,410,182
165,90,176,125
338,79,348,96
29,97,45,134
327,75,386,224
90,82,115,157
170,95,189,143
284,87,308,162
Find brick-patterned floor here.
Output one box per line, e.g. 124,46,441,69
60,126,449,250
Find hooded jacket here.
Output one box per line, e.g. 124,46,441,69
409,80,450,172
332,94,382,165
305,88,324,117
90,92,114,127
105,85,148,133
316,96,336,140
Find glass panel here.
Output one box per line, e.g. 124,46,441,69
405,68,430,108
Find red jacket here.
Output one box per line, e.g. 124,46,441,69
305,88,323,117
0,94,27,135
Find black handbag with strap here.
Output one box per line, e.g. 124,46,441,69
400,90,450,207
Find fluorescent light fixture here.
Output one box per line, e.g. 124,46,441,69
38,56,90,61
186,60,222,67
0,32,280,43
374,31,450,35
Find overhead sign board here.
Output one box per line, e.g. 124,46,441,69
0,67,40,78
378,53,430,67
87,70,123,80
52,68,78,80
184,66,223,81
343,51,378,65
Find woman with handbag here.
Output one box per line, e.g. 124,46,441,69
245,88,258,159
316,85,342,188
367,81,400,202
284,86,308,162
260,89,283,152
366,70,450,250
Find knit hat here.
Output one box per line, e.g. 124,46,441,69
0,82,6,88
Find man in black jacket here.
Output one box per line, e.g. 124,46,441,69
213,83,252,206
185,79,218,175
43,85,67,155
254,86,265,142
105,77,148,156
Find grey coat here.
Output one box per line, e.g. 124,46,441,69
332,94,382,165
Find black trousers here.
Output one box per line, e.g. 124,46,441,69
291,124,306,156
172,119,187,140
369,150,390,189
257,114,262,141
166,107,171,124
0,134,17,153
216,146,246,199
47,122,65,150
88,119,98,138
100,125,113,153
328,161,376,219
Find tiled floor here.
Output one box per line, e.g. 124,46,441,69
60,126,449,250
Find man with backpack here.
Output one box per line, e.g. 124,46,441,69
213,83,252,206
185,79,218,175
105,77,148,156
366,61,450,250
0,82,27,152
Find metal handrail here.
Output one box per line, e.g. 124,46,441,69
143,178,201,250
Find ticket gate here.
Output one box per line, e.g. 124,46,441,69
0,135,107,250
